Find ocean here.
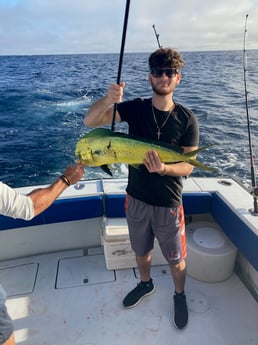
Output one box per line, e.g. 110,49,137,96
0,50,257,188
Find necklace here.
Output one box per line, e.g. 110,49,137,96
151,103,173,140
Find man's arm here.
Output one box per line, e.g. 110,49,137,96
0,164,84,220
164,146,198,177
28,164,84,217
84,83,125,128
144,146,198,177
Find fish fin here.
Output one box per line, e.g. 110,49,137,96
81,129,184,153
100,165,113,176
84,128,117,139
184,144,216,157
188,159,218,172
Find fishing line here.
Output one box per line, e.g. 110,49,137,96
243,14,258,216
152,24,162,48
111,0,131,132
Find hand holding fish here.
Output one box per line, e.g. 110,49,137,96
144,150,166,175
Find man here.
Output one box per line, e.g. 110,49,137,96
84,47,199,329
0,163,84,344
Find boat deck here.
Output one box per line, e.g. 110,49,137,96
2,248,258,345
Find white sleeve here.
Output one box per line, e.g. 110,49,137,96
0,182,35,220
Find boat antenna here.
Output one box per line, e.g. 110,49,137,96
243,14,258,216
111,0,131,132
152,24,162,48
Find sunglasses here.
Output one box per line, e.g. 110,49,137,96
150,67,178,78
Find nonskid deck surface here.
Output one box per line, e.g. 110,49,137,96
2,249,258,345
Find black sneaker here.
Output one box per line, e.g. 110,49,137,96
123,279,155,308
173,292,188,329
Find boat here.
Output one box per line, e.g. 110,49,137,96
0,176,257,345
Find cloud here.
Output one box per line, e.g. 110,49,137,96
0,0,257,55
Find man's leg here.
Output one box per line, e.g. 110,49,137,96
136,252,152,281
123,252,155,308
3,332,16,345
170,259,186,293
170,259,188,329
0,285,16,345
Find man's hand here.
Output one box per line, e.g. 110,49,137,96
107,82,126,105
143,150,166,175
62,163,85,185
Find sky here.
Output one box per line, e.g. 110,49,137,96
0,0,257,55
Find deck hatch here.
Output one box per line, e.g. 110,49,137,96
56,254,115,289
0,262,38,296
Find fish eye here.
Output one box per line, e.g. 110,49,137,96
94,150,102,155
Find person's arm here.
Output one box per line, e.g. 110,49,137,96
28,164,84,217
144,146,198,177
0,164,84,220
84,82,125,128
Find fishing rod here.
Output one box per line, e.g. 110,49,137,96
111,0,131,132
152,24,162,48
243,14,258,216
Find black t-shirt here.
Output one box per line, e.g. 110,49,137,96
117,98,199,207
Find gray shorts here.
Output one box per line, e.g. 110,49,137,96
125,195,187,264
0,285,13,344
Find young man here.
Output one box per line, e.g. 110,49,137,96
0,163,84,344
84,47,199,329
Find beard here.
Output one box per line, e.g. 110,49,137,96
150,80,173,96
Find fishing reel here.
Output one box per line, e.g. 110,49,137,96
249,186,258,216
251,186,258,199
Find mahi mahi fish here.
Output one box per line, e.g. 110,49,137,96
75,128,216,175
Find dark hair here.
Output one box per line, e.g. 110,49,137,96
148,48,184,70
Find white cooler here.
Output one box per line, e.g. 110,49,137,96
103,218,167,270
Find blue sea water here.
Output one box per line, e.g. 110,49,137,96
0,50,257,188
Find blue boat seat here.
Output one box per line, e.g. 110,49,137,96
0,195,103,231
104,192,213,218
